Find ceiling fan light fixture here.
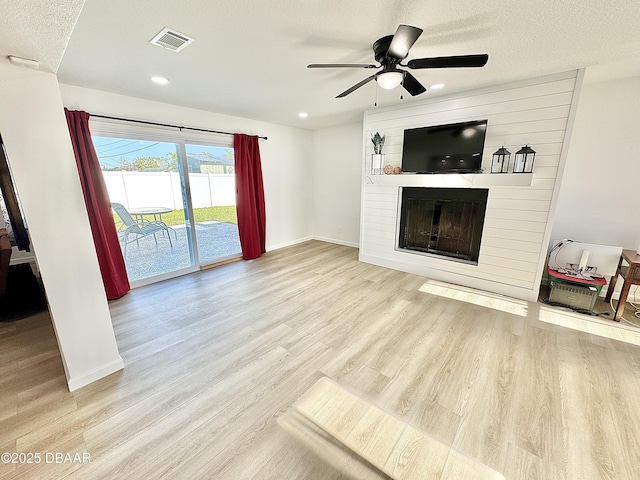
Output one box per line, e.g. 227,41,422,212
376,71,404,90
308,25,487,98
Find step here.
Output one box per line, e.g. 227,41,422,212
293,377,504,480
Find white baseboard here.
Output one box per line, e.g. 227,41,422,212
312,236,359,248
266,236,314,252
9,249,36,266
266,236,360,252
66,357,125,392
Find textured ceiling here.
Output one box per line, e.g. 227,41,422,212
0,0,85,73
4,0,640,129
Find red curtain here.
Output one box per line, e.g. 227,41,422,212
64,109,130,299
233,134,266,260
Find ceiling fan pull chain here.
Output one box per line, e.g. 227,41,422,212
374,81,378,107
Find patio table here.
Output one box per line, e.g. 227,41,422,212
128,206,172,223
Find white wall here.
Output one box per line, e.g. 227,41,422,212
310,121,363,247
60,84,313,251
359,71,582,302
0,64,123,391
551,74,640,249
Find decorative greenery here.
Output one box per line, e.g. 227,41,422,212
370,132,386,155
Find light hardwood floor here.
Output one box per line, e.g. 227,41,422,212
2,240,640,479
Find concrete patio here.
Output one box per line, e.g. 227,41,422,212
119,221,241,282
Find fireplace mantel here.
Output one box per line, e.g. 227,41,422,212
360,71,582,303
365,173,533,188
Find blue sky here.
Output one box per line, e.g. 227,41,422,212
92,136,230,169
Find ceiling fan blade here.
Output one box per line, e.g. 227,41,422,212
408,54,489,69
336,74,377,98
308,63,378,69
387,25,423,60
401,71,427,96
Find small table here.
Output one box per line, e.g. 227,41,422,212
604,249,640,322
128,207,172,223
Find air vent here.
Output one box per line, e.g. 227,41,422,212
149,27,195,53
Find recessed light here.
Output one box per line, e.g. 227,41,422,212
430,83,445,90
150,76,170,85
298,112,308,119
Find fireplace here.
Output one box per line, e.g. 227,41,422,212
397,187,488,264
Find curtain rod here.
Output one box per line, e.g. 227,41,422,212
90,113,268,140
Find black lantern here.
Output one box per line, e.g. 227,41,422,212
513,145,536,173
491,146,511,173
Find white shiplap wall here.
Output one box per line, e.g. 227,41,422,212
359,70,583,302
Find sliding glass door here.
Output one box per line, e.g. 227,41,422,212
184,143,241,264
93,134,241,286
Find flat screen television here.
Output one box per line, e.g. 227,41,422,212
401,119,488,174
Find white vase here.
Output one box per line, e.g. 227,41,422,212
371,154,384,175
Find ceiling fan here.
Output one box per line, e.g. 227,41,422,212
308,25,488,98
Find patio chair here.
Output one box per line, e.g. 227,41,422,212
111,202,176,256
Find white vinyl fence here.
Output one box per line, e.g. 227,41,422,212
103,171,236,210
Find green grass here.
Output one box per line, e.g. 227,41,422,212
116,206,238,227
163,206,238,226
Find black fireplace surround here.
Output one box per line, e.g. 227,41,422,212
397,187,488,264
